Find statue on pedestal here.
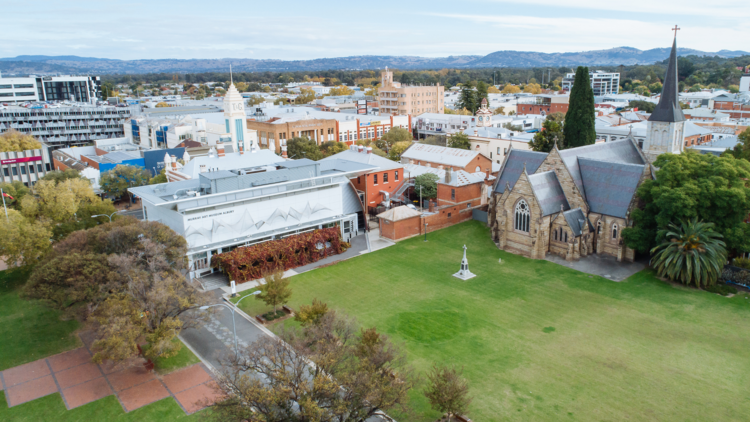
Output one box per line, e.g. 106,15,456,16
453,245,476,280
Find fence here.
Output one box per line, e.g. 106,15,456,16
721,265,750,288
472,209,488,224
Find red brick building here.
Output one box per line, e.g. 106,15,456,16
377,206,423,241
516,95,570,116
323,145,405,212
401,144,493,174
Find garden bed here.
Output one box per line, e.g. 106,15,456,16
255,306,294,325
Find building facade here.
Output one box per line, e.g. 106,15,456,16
0,106,131,149
562,71,620,96
379,68,444,116
516,95,569,116
1,143,52,186
0,75,101,104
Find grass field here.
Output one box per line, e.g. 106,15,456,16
0,268,80,371
0,391,201,422
236,221,750,421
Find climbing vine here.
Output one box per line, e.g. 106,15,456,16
211,228,350,282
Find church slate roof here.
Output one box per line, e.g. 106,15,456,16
494,149,548,193
649,38,686,123
528,171,570,216
558,139,645,195
563,208,587,237
578,157,644,218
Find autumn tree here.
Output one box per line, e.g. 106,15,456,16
0,130,41,152
256,270,292,313
0,209,52,267
424,364,472,422
294,88,316,104
502,84,521,94
328,85,355,96
294,298,329,326
523,83,542,94
99,165,151,202
246,95,265,106
387,141,412,162
211,311,416,421
0,180,30,209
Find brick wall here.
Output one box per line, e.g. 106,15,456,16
80,155,100,169
53,158,70,171
424,204,474,233
352,167,405,211
379,215,421,241
436,182,482,208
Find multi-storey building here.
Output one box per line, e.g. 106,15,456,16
379,68,444,116
0,75,101,103
562,70,620,96
0,143,52,186
0,106,131,149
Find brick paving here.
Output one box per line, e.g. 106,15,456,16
0,336,219,415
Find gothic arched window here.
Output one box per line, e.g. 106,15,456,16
612,224,618,239
554,229,558,241
514,199,530,233
597,220,602,234
564,231,568,243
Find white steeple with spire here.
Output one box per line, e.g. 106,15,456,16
223,65,258,153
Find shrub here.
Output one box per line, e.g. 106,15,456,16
704,283,738,296
262,310,286,321
733,257,750,270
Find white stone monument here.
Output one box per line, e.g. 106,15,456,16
453,244,476,280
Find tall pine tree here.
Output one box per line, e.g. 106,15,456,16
563,66,596,147
457,82,478,114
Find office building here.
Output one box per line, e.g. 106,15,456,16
0,105,131,149
379,67,444,116
0,142,52,186
0,75,102,104
562,70,620,96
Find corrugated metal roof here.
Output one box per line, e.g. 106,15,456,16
494,149,547,193
578,157,644,218
322,149,402,171
528,171,570,216
559,139,644,194
401,144,479,167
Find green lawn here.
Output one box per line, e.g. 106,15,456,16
0,391,201,422
0,268,81,371
143,338,201,375
236,221,750,421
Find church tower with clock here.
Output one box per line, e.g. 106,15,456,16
223,74,257,153
475,97,492,127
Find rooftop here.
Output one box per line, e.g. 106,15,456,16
401,144,481,168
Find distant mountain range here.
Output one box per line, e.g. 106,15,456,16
1,47,748,75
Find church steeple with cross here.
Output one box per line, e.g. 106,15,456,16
642,27,686,162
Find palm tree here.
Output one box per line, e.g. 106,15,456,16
650,218,727,288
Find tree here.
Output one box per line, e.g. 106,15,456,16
502,122,523,132
546,112,565,123
487,85,500,94
0,180,30,209
256,270,292,312
99,165,151,202
448,132,471,150
529,120,564,152
422,135,447,147
494,106,506,115
424,364,472,422
0,130,41,152
149,168,168,184
728,128,750,161
287,136,324,161
0,209,52,267
414,173,439,200
501,85,521,94
246,95,265,106
319,140,348,157
650,218,727,288
457,82,478,114
294,298,328,326
728,85,740,94
628,100,656,113
40,169,84,184
563,66,596,148
388,141,412,162
328,85,355,96
294,88,316,104
379,127,412,151
523,83,542,94
444,107,472,115
211,311,416,422
475,81,489,107
622,151,750,254
155,102,170,108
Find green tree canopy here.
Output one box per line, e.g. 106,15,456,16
319,140,348,157
422,135,447,147
622,151,750,254
563,66,596,148
728,128,750,161
287,136,323,161
546,112,565,123
415,173,439,200
628,100,656,113
529,119,564,152
0,180,30,209
448,132,471,150
99,165,151,201
379,127,412,151
387,141,412,162
457,81,478,114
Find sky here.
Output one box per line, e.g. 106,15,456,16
1,0,748,61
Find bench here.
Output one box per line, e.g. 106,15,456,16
282,305,294,315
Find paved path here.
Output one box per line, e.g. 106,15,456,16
544,252,646,281
0,336,220,414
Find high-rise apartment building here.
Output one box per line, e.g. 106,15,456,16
378,68,444,116
562,70,620,96
0,75,102,103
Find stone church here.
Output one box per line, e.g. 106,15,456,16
488,36,686,262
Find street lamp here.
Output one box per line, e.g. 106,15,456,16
92,211,118,223
198,291,261,356
424,221,428,242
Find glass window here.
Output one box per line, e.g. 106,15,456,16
514,199,530,232
383,172,388,183
451,189,455,201
12,167,18,176
395,171,399,181
612,224,618,239
373,174,378,184
37,164,43,173
3,168,8,177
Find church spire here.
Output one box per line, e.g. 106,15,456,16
648,32,685,123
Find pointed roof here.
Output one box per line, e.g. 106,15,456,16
649,37,685,123
527,171,570,216
223,83,244,108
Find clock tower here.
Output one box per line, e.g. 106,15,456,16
223,80,257,153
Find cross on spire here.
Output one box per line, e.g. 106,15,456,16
672,25,680,38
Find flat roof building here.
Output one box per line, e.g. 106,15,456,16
563,70,620,96
379,68,444,116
